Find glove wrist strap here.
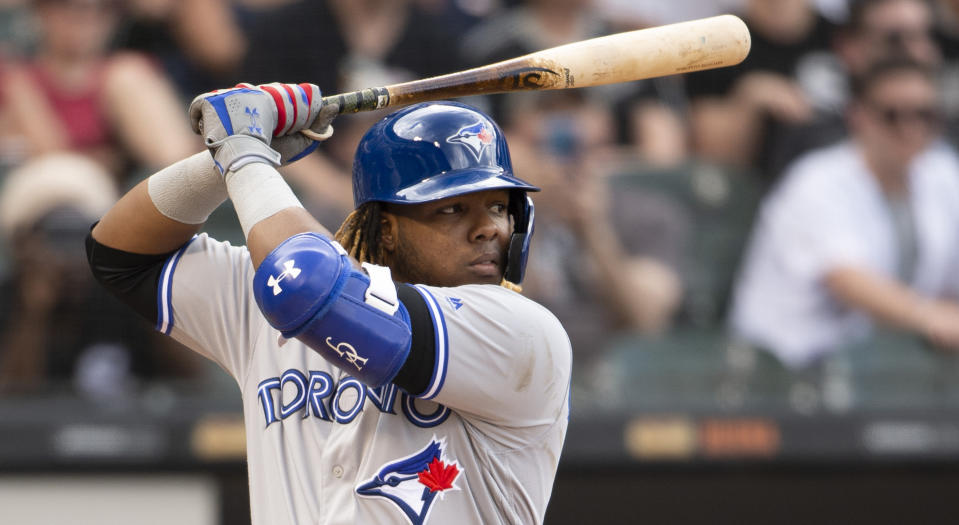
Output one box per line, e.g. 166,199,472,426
210,135,282,175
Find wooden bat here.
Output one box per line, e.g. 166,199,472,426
301,14,750,139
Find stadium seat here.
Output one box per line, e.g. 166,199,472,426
607,161,763,330
838,330,959,409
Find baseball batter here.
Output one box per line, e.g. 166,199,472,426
86,83,571,524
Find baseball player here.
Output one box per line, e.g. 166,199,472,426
86,82,571,525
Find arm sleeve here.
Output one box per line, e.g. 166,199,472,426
401,284,572,428
390,284,437,396
85,230,172,325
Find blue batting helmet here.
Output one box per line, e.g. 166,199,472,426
352,101,538,284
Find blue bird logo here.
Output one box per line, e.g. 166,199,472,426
356,437,461,524
446,122,494,160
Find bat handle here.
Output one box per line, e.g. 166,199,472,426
322,86,391,114
299,86,391,141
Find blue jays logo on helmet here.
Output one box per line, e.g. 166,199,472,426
446,121,494,161
356,437,461,525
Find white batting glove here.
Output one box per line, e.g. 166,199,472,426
244,82,338,165
189,85,282,175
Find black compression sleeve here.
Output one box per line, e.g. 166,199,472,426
391,284,437,396
84,230,177,325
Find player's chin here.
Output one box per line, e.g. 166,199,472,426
465,262,503,284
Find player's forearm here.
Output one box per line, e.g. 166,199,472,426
92,180,203,254
93,152,226,254
223,162,332,269
246,207,330,268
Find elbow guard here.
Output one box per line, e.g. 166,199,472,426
252,232,412,388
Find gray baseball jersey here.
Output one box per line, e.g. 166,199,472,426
156,234,572,525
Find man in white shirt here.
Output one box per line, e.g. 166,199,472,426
730,57,959,368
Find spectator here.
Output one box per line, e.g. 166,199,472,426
595,0,740,27
837,0,940,78
764,0,946,180
814,0,851,22
236,0,344,93
463,0,689,163
729,58,959,369
0,0,198,185
330,0,479,90
0,0,33,59
932,0,959,139
0,153,205,397
509,93,688,370
113,0,247,97
461,0,606,65
240,0,467,93
683,0,839,179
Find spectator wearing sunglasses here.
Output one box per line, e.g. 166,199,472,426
839,0,941,72
763,0,949,186
729,57,959,369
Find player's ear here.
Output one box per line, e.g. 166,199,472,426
378,212,398,253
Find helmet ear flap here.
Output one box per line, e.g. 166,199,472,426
504,194,535,285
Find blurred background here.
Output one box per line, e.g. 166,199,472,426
2,0,959,523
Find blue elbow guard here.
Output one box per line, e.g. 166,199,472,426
252,232,412,388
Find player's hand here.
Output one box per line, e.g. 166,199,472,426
250,83,325,137
245,82,338,165
188,84,281,174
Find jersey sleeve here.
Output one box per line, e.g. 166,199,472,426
157,233,262,383
406,284,572,428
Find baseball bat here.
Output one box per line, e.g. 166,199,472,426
301,14,750,139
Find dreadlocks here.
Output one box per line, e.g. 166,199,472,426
334,202,385,265
333,202,522,292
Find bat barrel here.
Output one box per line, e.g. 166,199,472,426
315,14,751,116
529,14,751,87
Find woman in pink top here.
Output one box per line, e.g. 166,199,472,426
0,0,197,184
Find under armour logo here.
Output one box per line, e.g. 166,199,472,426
245,107,263,135
325,337,369,371
267,260,301,295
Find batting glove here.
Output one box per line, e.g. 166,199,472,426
189,85,282,175
247,82,338,165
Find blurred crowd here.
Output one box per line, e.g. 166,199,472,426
1,0,958,413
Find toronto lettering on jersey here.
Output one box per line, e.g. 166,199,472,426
256,370,450,428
